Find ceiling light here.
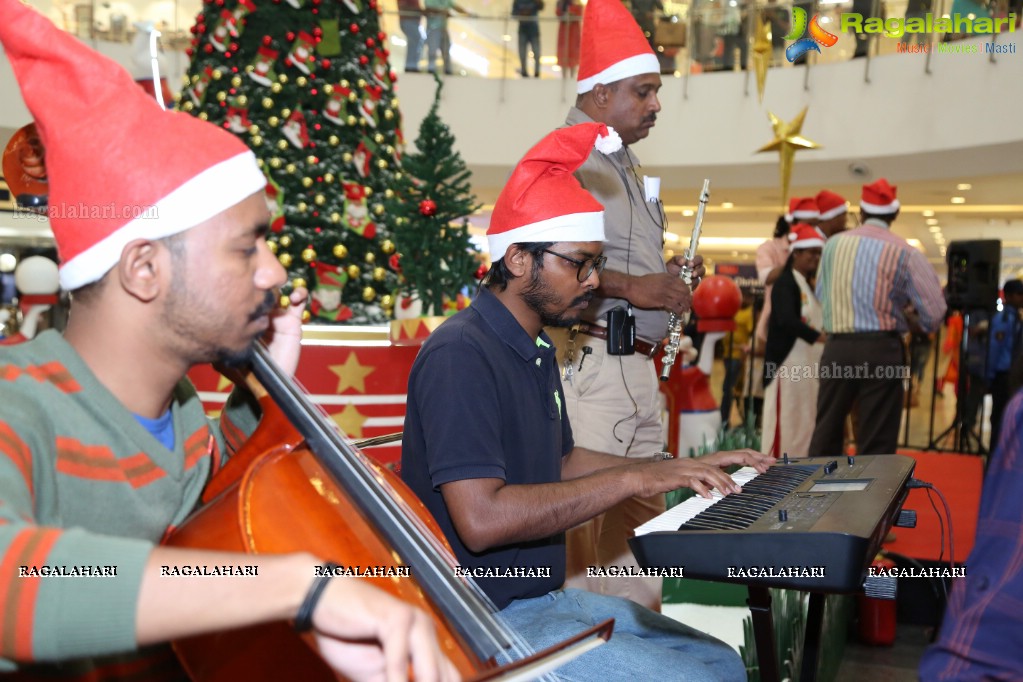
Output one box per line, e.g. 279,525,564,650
721,202,734,209
682,209,694,217
951,197,966,204
922,210,935,217
929,225,941,232
926,218,939,225
956,183,972,191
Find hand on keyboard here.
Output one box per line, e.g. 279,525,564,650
697,449,773,475
633,458,744,499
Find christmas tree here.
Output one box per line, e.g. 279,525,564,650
179,0,405,324
386,77,481,318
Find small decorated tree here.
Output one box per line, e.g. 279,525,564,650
386,77,481,317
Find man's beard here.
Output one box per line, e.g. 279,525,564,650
522,274,591,328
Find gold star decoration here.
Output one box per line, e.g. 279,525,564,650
751,20,772,103
331,403,369,439
756,107,821,210
328,352,375,394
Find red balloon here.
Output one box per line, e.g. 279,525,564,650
692,275,742,332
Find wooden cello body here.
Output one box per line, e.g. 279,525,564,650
164,345,611,681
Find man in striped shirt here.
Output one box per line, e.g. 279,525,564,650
808,179,946,456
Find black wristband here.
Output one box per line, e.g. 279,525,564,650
294,562,340,632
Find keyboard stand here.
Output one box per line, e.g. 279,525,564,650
747,587,827,682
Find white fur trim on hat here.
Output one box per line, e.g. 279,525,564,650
59,152,267,289
789,236,825,251
818,203,848,220
576,53,661,95
487,211,605,262
791,208,819,220
859,198,900,214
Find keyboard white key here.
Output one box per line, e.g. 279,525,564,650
634,467,760,536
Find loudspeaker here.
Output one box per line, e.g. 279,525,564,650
946,240,1001,310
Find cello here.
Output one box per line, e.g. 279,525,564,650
164,343,611,680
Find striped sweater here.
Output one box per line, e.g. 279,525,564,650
815,218,947,334
0,330,257,669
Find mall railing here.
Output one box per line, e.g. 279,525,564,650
25,0,1018,90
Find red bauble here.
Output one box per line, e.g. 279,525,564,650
321,59,331,69
185,48,194,57
313,26,323,37
377,31,386,41
349,23,360,33
286,31,296,41
203,44,214,54
366,38,376,48
418,199,437,216
358,55,369,66
389,254,401,271
262,35,273,46
475,264,489,280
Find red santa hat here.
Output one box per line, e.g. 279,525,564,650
788,223,826,251
0,0,266,290
487,123,622,261
784,197,820,223
576,0,660,95
860,178,900,214
815,190,847,221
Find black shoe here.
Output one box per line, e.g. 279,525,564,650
405,67,420,73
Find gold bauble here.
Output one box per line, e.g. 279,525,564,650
395,172,403,181
277,140,289,151
342,152,353,163
372,266,386,281
386,146,395,155
340,79,350,88
380,240,395,255
267,240,278,254
306,155,318,165
262,97,274,109
248,124,260,135
280,108,291,119
216,91,227,103
380,294,394,309
333,244,349,259
364,252,376,264
347,265,361,279
383,110,394,121
280,235,293,247
362,286,376,302
374,133,384,144
364,187,373,197
268,116,279,127
236,95,248,106
285,163,296,174
231,76,243,87
297,201,308,213
346,115,357,126
256,158,265,168
279,253,293,267
373,204,384,215
251,136,263,146
324,173,335,183
172,92,182,104
384,189,395,199
181,101,194,112
301,309,311,323
269,157,283,169
198,112,209,121
292,277,307,289
280,294,291,308
278,73,288,84
212,69,223,80
182,75,191,86
314,194,326,205
296,76,308,87
323,84,334,95
392,98,400,107
302,247,316,262
301,176,314,188
348,91,358,102
330,212,342,224
328,135,340,146
357,79,367,88
376,159,388,170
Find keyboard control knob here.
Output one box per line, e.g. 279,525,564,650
848,455,855,466
778,509,788,523
782,453,790,464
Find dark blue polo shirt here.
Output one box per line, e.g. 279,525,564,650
401,287,573,610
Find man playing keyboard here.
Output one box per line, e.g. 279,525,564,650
401,123,772,681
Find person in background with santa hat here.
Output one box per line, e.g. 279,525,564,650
761,224,826,459
402,122,768,681
548,0,707,614
814,189,849,239
0,3,455,680
809,178,946,456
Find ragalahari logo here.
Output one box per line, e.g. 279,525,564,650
785,7,839,62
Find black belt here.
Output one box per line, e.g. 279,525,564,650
830,331,902,340
576,322,660,358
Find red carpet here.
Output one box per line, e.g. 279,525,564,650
885,449,984,563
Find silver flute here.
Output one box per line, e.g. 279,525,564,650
659,179,710,381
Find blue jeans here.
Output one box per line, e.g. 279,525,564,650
497,588,746,681
400,16,423,70
425,17,452,74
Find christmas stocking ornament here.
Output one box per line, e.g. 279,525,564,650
287,31,318,75
310,261,353,321
248,45,279,86
342,182,377,239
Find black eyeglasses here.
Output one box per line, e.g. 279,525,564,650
540,249,607,282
